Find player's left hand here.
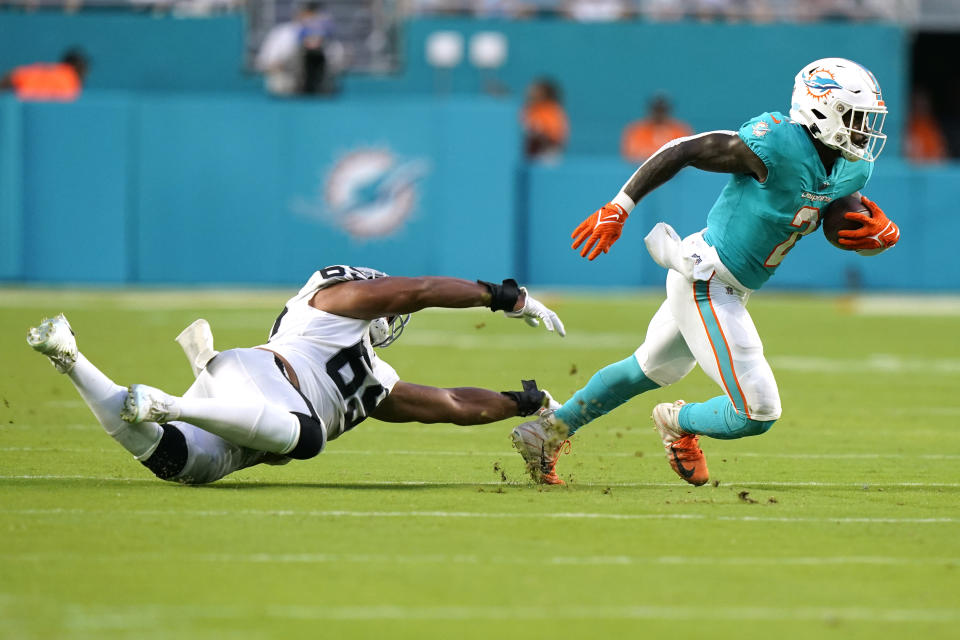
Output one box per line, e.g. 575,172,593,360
505,288,566,337
837,196,900,254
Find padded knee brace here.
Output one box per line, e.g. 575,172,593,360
140,423,189,480
286,412,326,460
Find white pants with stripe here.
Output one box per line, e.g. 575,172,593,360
635,269,782,422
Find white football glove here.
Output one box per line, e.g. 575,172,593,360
504,288,566,337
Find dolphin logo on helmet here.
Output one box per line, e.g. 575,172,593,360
803,69,843,99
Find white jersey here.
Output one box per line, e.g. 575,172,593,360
257,266,400,439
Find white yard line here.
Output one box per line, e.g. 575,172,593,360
17,602,957,626
0,448,114,453
7,445,959,460
1,475,956,489
0,475,154,482
854,295,960,316
324,450,960,461
386,332,960,371
770,354,960,374
269,604,960,623
2,551,954,568
0,507,955,524
0,289,288,310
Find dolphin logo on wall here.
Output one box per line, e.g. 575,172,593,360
293,148,431,239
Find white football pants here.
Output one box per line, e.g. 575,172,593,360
635,269,782,421
168,348,312,484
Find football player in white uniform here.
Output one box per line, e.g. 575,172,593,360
27,266,565,485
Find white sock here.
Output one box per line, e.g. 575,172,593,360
67,353,163,459
171,396,300,454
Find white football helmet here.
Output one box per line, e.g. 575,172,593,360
789,58,887,162
369,314,410,348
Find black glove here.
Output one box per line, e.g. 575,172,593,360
501,379,546,417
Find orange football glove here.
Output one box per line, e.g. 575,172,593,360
837,196,900,252
571,203,629,260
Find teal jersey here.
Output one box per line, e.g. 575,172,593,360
702,112,874,290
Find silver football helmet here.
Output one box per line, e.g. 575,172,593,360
789,58,887,162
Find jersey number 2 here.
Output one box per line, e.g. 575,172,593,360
764,206,820,267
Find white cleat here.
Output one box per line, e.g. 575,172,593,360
652,400,687,446
27,314,78,374
510,410,570,485
121,384,181,424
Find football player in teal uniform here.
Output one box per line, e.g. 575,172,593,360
512,58,901,486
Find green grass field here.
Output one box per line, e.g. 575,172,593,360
1,288,958,639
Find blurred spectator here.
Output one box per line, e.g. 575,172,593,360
643,0,687,21
693,0,734,21
563,0,630,21
56,1,242,12
170,1,242,16
0,48,88,102
299,4,336,94
474,0,523,17
522,78,568,160
905,90,948,164
620,94,692,163
793,0,857,21
255,2,336,96
408,0,468,15
256,5,309,96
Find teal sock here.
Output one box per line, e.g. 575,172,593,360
677,395,775,440
554,356,660,435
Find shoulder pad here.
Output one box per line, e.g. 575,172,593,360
313,265,389,291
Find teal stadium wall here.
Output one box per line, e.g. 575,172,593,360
0,14,955,290
0,94,522,285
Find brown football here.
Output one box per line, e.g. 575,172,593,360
821,194,871,250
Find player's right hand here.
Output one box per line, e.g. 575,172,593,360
571,203,629,260
505,288,566,337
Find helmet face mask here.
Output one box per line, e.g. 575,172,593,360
369,314,411,348
325,266,410,348
789,58,887,162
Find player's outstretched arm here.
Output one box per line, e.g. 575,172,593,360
310,277,565,336
573,131,767,260
371,380,549,426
